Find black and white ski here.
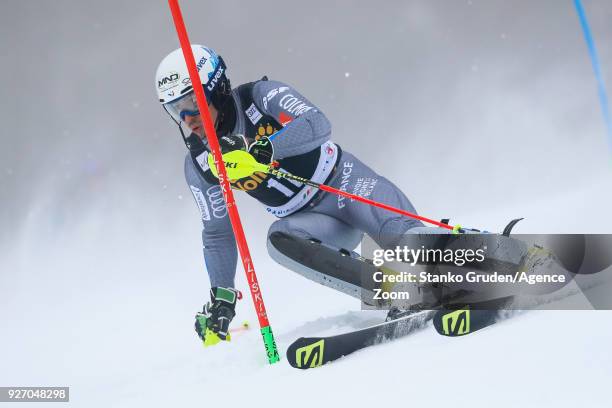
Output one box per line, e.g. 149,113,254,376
283,217,581,368
286,296,516,369
286,310,436,369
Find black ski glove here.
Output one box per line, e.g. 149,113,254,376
195,287,242,343
248,136,274,165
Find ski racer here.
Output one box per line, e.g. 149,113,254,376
154,45,537,346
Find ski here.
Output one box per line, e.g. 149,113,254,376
286,309,436,369
283,218,584,368
286,296,518,369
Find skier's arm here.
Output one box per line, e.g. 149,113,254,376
252,80,332,159
184,155,238,288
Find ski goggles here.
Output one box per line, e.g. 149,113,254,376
164,92,203,123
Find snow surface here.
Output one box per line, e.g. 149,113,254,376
1,177,611,408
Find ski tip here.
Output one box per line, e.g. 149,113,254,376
502,218,524,236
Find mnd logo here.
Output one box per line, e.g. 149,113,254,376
157,72,179,90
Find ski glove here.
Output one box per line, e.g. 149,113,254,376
195,286,242,346
248,136,274,165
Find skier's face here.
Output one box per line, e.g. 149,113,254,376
183,104,218,139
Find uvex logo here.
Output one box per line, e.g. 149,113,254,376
442,309,471,336
196,56,207,71
206,67,224,91
295,339,325,368
158,72,179,88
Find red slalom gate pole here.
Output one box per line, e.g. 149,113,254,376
167,0,279,364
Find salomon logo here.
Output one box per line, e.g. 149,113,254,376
295,339,325,368
442,309,471,336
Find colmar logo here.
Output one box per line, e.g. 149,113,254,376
279,94,313,116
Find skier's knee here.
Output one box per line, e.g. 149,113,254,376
267,218,313,242
266,220,314,268
377,217,426,248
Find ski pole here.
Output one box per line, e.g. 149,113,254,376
167,0,279,364
218,150,459,233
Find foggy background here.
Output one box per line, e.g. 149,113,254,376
1,1,611,406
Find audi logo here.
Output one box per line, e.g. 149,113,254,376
206,185,227,218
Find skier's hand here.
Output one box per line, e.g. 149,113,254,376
248,136,274,165
195,287,242,345
218,134,248,154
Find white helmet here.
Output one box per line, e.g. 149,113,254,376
155,44,229,124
